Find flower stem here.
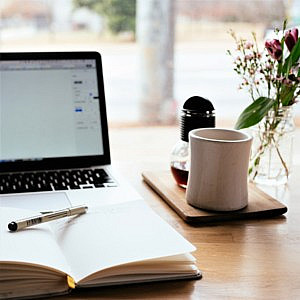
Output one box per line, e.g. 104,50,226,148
271,136,289,178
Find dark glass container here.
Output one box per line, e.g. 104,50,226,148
170,96,215,188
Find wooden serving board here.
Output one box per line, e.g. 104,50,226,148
142,170,287,224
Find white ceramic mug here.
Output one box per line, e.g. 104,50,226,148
186,128,253,211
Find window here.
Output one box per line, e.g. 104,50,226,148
1,0,299,125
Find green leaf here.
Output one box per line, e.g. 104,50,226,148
234,97,275,129
280,84,297,106
282,39,300,74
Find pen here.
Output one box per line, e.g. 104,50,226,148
7,205,88,232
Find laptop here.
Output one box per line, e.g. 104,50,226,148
0,51,140,211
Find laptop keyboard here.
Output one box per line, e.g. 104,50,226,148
0,168,117,194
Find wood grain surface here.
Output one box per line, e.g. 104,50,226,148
142,170,287,223
51,126,300,299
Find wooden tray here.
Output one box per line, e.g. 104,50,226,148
142,170,287,224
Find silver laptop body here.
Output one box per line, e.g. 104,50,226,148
0,52,140,211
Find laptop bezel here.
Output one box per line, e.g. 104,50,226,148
0,51,111,172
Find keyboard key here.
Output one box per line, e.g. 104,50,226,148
53,186,68,191
94,183,105,188
0,168,116,194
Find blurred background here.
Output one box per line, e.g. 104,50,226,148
0,0,299,127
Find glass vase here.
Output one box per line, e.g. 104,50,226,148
249,106,295,186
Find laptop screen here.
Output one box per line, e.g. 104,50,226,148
0,52,110,171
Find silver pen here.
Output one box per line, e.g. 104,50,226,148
8,205,88,232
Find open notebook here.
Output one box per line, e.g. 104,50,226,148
0,200,201,299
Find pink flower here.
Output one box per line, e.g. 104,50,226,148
245,54,254,60
265,39,282,60
245,41,253,49
282,78,293,86
285,28,298,52
265,64,272,70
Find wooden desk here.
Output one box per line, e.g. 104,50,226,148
56,126,300,299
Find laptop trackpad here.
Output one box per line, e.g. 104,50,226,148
0,192,71,212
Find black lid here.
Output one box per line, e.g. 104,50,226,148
181,96,215,142
183,96,215,113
